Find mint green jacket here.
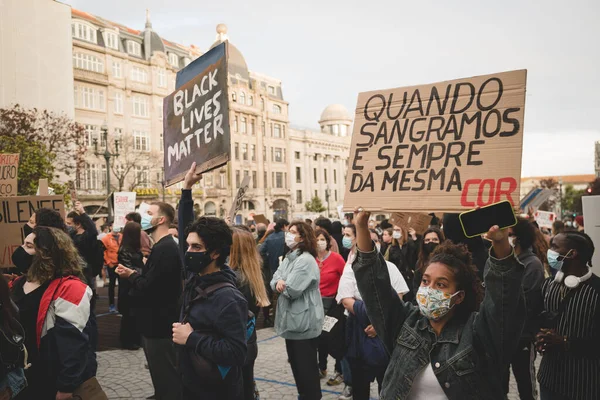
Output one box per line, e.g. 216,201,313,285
270,249,324,340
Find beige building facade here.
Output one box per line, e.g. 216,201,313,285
69,9,352,223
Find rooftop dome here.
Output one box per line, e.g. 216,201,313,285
209,24,249,81
319,104,352,124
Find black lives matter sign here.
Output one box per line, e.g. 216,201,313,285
163,42,230,186
344,70,527,213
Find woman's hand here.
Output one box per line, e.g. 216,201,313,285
183,162,203,190
487,225,511,259
408,228,417,241
56,392,73,400
365,324,377,338
172,322,193,345
353,207,373,252
276,280,286,293
115,264,135,278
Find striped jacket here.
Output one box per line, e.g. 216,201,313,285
13,276,98,393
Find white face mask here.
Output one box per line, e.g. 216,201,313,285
317,240,328,251
392,231,402,240
285,232,298,249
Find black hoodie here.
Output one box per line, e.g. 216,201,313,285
179,268,248,399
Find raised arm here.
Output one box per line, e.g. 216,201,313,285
352,208,415,353
473,226,526,365
179,162,203,256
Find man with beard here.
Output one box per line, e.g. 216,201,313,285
116,203,183,400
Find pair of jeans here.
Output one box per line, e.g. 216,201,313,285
317,333,342,373
348,360,385,400
107,266,119,307
503,339,537,400
142,336,181,400
285,338,322,400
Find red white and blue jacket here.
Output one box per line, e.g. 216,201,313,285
13,276,98,393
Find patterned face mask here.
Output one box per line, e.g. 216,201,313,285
416,286,463,321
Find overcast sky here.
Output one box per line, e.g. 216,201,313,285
64,0,599,177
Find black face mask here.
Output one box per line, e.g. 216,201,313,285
23,223,34,238
185,251,213,274
423,242,439,255
11,246,34,274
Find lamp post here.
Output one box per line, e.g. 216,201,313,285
325,188,331,218
93,123,120,219
558,178,563,219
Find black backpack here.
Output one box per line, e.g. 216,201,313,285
0,314,28,377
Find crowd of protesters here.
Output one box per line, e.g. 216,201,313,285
1,162,598,400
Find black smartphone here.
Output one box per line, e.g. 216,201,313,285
459,200,517,238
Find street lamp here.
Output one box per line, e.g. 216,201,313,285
93,122,120,219
558,178,563,219
325,188,331,218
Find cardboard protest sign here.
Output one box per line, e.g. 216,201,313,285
253,214,268,225
582,196,600,275
0,154,19,197
389,212,432,235
229,175,251,221
163,42,230,186
1,195,64,267
534,210,556,229
113,192,136,230
344,70,527,213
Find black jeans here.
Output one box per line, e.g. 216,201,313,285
503,339,537,400
242,360,255,400
142,336,181,400
107,266,118,307
349,360,385,400
285,338,322,400
318,333,342,373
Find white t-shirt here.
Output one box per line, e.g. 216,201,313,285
336,252,409,304
407,363,448,400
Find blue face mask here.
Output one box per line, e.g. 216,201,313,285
547,249,572,270
141,214,156,232
342,236,353,250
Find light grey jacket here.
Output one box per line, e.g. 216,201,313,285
270,249,324,340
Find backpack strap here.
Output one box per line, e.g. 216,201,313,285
182,282,236,323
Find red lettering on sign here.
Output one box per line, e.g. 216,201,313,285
461,177,518,207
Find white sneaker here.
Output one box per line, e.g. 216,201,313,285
338,385,352,400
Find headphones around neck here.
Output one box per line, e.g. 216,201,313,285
554,265,593,289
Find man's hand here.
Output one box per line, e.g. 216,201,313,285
183,162,203,190
74,201,85,215
535,329,566,354
56,392,73,400
172,322,194,345
225,216,232,226
115,264,135,278
276,280,286,293
365,324,377,338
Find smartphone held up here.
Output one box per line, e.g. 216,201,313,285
459,200,517,239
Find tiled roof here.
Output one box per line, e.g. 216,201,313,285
522,174,596,184
71,8,200,54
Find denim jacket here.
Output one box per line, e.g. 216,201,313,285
352,247,525,400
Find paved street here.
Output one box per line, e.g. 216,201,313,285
97,326,538,399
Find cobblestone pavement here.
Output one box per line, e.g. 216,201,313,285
97,327,539,399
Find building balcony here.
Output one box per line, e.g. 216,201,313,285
73,68,109,86
270,188,290,197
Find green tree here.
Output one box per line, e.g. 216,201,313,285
305,196,326,213
0,105,84,195
562,184,585,215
